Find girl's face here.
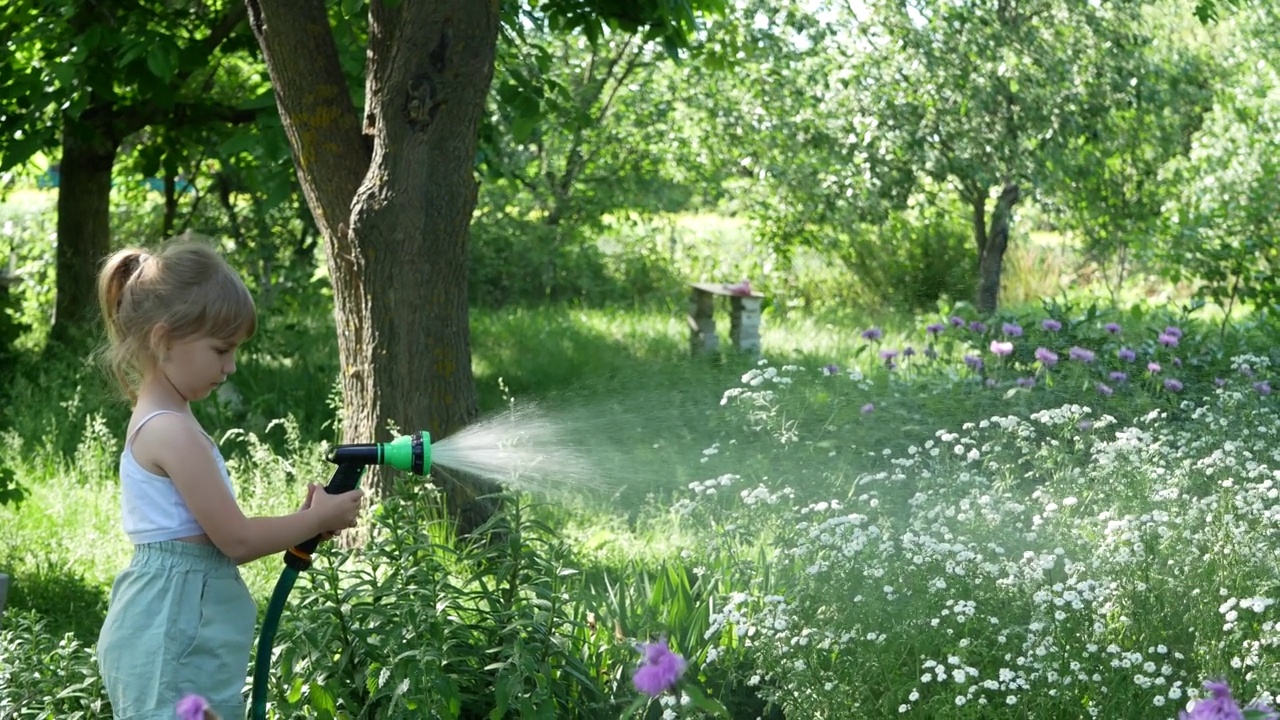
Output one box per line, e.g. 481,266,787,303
156,332,243,402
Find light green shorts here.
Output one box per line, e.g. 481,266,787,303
97,541,257,720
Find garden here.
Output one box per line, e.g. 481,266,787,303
4,0,1280,718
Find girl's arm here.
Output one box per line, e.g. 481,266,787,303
142,415,355,564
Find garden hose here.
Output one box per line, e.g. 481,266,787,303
249,432,431,720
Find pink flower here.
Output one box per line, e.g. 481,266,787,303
632,639,687,696
989,340,1014,356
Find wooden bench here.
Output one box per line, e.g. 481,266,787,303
687,282,764,358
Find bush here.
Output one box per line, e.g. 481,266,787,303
261,484,628,719
469,213,684,309
0,610,111,719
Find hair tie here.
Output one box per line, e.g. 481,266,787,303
116,253,151,311
129,253,151,281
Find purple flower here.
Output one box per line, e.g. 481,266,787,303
1079,419,1094,430
1096,383,1113,397
822,364,839,376
861,327,883,341
1148,362,1162,374
1164,378,1183,392
1042,318,1062,332
1104,322,1122,334
990,340,1014,357
1164,325,1183,339
1174,357,1183,367
1118,347,1136,362
902,346,916,357
926,323,945,336
1109,371,1128,383
1178,680,1240,720
1215,377,1228,387
1015,377,1036,388
964,354,984,371
176,695,211,720
949,315,966,327
1034,348,1058,367
1256,381,1272,396
879,349,898,362
924,347,938,360
1158,332,1179,347
1178,679,1278,720
632,639,687,696
1068,346,1096,363
861,403,875,414
968,320,987,334
1002,322,1023,337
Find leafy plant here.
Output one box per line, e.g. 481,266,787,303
0,610,111,719
264,484,623,719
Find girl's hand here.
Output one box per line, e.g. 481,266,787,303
300,483,342,541
306,483,365,536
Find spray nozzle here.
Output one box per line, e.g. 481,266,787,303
326,431,432,475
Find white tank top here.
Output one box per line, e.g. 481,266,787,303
119,410,235,544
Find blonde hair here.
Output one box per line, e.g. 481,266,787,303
96,234,256,400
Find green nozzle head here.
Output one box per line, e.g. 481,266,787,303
326,431,431,474
381,431,431,475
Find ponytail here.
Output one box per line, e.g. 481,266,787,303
97,250,148,341
95,248,152,400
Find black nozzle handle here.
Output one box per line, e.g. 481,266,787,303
327,443,379,466
283,463,365,571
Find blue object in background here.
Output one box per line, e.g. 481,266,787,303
35,166,193,193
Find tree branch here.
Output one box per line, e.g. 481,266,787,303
176,4,249,90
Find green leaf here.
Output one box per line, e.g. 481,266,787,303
309,684,336,714
146,43,175,82
683,684,730,717
286,677,303,703
219,129,260,158
509,96,541,143
341,0,365,17
619,695,649,718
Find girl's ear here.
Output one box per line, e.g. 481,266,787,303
149,324,170,360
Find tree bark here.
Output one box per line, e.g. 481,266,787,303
246,0,500,528
50,113,119,346
975,182,1021,315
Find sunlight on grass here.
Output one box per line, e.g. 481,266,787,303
0,468,130,590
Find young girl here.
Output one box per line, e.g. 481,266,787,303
94,236,364,720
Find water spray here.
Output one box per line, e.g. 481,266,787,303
249,431,431,720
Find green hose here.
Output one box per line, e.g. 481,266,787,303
247,462,365,720
250,568,299,720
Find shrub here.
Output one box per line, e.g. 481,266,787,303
0,610,111,719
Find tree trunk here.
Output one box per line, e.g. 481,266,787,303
975,182,1021,315
50,113,119,346
246,0,500,529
